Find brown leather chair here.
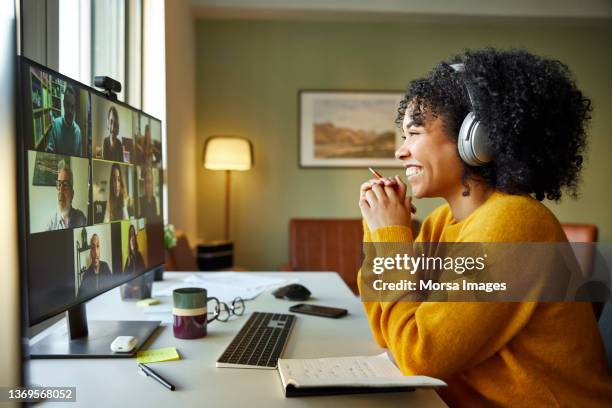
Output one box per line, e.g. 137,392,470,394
561,223,598,244
165,230,198,271
282,218,420,294
560,222,598,279
282,219,363,294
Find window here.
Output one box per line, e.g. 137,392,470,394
58,0,91,84
92,0,126,101
59,0,143,106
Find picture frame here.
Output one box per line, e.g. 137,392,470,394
299,90,405,168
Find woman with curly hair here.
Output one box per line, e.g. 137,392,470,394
358,48,612,406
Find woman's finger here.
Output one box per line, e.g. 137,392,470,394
384,185,399,203
381,177,397,187
358,197,370,213
394,175,407,199
361,178,380,190
360,178,383,198
364,189,377,207
370,183,388,202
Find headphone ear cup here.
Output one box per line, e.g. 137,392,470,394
470,120,492,165
458,112,492,166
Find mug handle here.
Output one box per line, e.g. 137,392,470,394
207,296,221,323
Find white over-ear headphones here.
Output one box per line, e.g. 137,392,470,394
450,63,492,166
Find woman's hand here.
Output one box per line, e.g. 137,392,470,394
359,175,413,232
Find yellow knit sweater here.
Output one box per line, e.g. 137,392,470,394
359,191,612,407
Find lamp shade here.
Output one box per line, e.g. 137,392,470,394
203,135,253,171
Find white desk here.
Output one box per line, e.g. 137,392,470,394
27,272,446,407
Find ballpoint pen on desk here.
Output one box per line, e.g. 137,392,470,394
368,167,417,214
138,363,176,391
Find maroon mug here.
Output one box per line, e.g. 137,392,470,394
172,287,221,339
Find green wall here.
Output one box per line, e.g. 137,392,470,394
195,18,612,270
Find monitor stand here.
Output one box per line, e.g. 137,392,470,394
29,303,161,359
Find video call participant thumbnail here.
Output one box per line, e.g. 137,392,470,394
91,94,135,163
80,233,112,292
139,166,159,219
134,115,162,167
105,163,130,222
47,159,87,230
74,223,122,297
26,68,89,155
92,160,134,223
28,152,89,235
46,85,82,156
148,119,162,167
134,121,151,166
123,222,147,275
103,106,124,162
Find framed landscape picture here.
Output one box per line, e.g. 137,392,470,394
299,90,404,168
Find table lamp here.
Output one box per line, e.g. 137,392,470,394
203,135,254,241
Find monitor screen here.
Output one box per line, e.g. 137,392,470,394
18,58,165,326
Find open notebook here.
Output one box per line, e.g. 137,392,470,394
277,353,446,397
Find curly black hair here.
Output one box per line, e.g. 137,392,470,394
396,48,592,201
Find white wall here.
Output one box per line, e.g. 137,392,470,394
164,0,198,241
0,0,21,396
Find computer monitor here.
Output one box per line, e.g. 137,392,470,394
17,57,165,358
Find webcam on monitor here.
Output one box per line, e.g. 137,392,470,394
94,75,121,100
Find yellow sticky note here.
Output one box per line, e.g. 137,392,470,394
136,298,160,307
137,347,180,364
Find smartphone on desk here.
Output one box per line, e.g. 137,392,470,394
289,304,348,319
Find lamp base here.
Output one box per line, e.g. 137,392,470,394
197,240,234,270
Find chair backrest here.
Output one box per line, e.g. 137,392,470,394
561,223,598,243
289,219,363,294
287,218,421,294
561,223,598,280
560,223,610,369
166,230,198,271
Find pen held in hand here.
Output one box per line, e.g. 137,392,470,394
368,167,417,214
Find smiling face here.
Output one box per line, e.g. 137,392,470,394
90,234,100,269
395,105,464,199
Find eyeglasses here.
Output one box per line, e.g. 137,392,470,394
56,180,73,190
208,297,245,323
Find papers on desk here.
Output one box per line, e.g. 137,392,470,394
151,272,296,302
277,353,446,397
